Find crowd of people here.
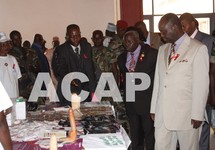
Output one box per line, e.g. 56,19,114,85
0,12,215,150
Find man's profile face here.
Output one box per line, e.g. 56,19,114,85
159,21,175,43
67,28,81,47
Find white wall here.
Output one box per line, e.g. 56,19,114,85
0,0,119,48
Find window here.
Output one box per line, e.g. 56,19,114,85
143,0,215,34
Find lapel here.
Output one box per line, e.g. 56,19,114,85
163,44,169,69
122,52,129,72
66,42,76,56
168,35,190,68
135,45,146,71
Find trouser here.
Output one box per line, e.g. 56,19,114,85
128,113,155,150
155,123,200,150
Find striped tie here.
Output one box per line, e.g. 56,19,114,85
129,52,135,72
168,43,175,65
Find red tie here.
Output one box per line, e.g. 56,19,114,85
168,44,175,65
129,52,135,72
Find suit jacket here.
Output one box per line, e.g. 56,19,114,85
194,31,215,55
54,40,96,99
150,34,209,130
118,44,158,115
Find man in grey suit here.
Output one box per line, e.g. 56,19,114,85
180,12,215,150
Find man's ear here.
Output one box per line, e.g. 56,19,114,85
191,21,196,28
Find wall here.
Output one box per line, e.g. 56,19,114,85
120,0,143,26
0,0,119,48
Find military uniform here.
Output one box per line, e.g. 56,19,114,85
92,46,116,81
108,35,126,58
9,47,40,99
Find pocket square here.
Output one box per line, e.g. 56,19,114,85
179,59,188,63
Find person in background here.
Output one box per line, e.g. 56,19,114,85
91,30,117,84
0,81,13,150
109,20,128,58
150,13,209,150
23,40,31,49
103,22,116,47
0,32,22,101
0,32,21,126
9,30,40,100
135,21,163,49
179,12,215,150
211,31,215,108
52,24,96,106
31,34,49,73
212,30,215,37
210,35,215,134
44,36,60,89
118,29,157,150
108,20,128,88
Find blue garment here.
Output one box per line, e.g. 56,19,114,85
31,43,50,73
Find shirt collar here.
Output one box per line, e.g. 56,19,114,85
71,44,80,49
174,33,186,51
71,44,80,53
129,44,141,55
190,29,198,39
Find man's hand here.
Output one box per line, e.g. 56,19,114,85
150,113,155,121
191,119,202,129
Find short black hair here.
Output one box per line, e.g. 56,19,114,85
10,30,21,39
66,24,80,31
92,30,103,38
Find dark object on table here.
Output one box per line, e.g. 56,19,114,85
27,102,38,111
81,115,120,134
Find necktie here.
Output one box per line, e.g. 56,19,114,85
75,47,79,58
168,43,175,65
129,52,135,72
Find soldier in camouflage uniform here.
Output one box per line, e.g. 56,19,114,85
91,30,117,103
9,30,40,100
108,20,128,88
92,30,128,131
92,30,117,82
109,20,128,58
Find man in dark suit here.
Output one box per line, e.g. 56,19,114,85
118,29,157,150
179,12,215,150
52,24,96,106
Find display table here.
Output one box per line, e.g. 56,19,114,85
10,102,130,150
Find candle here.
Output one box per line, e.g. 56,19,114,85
59,108,77,142
68,108,77,141
50,134,58,150
71,93,81,110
